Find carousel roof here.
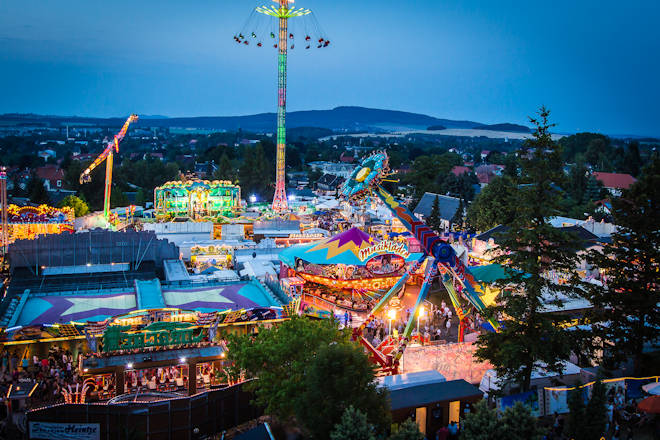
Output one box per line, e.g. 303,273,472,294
279,227,422,267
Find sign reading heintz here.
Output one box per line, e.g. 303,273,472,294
29,422,100,440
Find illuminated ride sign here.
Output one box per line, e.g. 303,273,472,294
358,240,410,261
102,322,204,353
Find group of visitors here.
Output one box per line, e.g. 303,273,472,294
546,390,654,440
0,346,81,409
434,421,460,440
359,299,489,347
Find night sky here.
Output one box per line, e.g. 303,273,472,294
1,0,658,136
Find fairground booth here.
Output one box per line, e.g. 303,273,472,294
279,227,423,313
154,179,241,219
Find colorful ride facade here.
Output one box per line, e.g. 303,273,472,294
154,180,241,219
3,204,74,242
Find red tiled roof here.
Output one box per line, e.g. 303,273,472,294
339,152,355,163
36,165,64,182
477,173,494,184
451,166,471,176
593,172,636,189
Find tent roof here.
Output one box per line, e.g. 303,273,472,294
279,227,422,266
469,264,514,283
388,379,481,411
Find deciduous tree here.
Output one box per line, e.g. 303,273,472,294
465,175,517,232
296,342,390,440
59,195,89,217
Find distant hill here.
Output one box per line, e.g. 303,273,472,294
426,125,447,131
473,123,530,133
0,107,527,134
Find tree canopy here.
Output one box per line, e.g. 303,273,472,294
466,175,518,232
460,400,544,440
295,342,390,439
330,406,376,440
27,176,50,205
586,159,660,374
226,317,389,439
59,195,89,217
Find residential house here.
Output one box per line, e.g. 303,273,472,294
308,161,355,179
72,153,96,162
36,165,65,191
194,161,217,179
316,174,345,193
413,192,462,231
339,152,355,164
474,164,504,187
287,171,310,189
593,172,636,197
37,149,57,161
451,165,471,177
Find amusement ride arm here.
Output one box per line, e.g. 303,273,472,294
79,114,138,184
372,185,499,335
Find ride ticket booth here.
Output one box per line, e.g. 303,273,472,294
378,371,483,436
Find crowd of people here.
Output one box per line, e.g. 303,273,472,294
0,346,82,410
360,300,486,347
544,387,656,440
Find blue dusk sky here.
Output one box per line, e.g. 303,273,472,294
0,0,658,136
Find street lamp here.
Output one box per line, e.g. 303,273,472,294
417,305,425,335
387,308,396,336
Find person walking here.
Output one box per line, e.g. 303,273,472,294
447,421,458,440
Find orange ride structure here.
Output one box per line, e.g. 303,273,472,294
79,114,138,221
340,151,499,374
235,0,329,212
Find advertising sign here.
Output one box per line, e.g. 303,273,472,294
29,422,100,440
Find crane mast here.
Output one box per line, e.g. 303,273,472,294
79,114,138,221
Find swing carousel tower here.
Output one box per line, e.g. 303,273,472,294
236,0,330,212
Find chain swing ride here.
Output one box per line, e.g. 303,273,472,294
79,114,138,221
341,152,499,374
235,0,329,212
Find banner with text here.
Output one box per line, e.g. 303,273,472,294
29,422,100,440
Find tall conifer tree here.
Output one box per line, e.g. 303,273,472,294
586,159,660,374
475,107,582,392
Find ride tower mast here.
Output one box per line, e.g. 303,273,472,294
257,1,310,212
